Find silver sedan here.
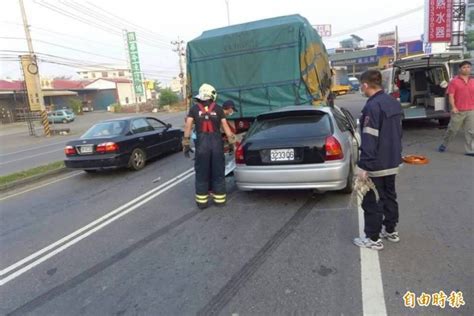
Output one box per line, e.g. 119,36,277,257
233,106,360,192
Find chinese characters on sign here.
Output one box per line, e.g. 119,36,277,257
378,31,396,46
314,24,331,37
127,31,144,96
428,0,453,42
20,55,44,112
403,291,465,309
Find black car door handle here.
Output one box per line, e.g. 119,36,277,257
139,137,144,141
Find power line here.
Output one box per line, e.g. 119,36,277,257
34,0,172,50
83,1,173,43
60,0,171,48
330,5,424,37
1,21,168,56
33,0,123,36
0,36,126,62
1,50,179,75
62,1,171,49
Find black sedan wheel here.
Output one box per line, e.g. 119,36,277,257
129,148,146,171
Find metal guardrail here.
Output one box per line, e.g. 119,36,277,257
14,109,41,122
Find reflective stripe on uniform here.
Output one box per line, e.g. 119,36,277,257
212,194,226,199
367,166,400,177
195,194,209,203
212,193,226,204
363,127,379,137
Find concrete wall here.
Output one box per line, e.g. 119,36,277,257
117,82,134,105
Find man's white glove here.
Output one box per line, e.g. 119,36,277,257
356,168,368,180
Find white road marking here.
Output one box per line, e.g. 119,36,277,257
0,148,63,165
0,171,84,201
0,168,195,285
0,141,67,157
357,197,387,316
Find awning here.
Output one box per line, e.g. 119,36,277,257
42,90,78,97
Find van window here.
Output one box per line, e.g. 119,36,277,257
381,69,394,93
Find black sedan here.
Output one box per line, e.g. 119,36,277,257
64,116,183,172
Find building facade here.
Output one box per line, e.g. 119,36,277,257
329,41,424,77
76,66,131,80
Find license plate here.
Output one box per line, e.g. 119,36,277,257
80,146,93,154
270,149,294,161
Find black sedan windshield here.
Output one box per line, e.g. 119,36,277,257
81,121,126,139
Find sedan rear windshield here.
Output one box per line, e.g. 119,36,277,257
248,114,331,140
81,121,126,139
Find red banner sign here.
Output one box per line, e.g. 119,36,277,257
428,0,453,42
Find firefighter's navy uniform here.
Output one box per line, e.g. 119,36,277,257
187,101,227,208
358,90,403,240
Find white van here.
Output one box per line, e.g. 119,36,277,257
381,54,470,125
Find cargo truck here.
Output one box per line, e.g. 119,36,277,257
186,14,333,134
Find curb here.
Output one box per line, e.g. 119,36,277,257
0,167,72,192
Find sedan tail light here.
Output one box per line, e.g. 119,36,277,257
64,145,77,156
325,136,344,161
96,142,119,153
235,142,245,164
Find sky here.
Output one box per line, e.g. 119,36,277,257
0,0,426,84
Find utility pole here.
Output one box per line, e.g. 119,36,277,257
225,0,230,26
171,39,187,111
19,0,50,136
395,25,399,61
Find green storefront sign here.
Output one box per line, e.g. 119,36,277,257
127,32,144,96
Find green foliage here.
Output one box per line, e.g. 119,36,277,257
0,161,64,187
110,103,122,112
466,31,474,51
159,88,179,106
154,80,162,92
68,98,82,114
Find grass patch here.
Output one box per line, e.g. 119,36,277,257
0,161,65,187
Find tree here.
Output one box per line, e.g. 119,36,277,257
154,80,162,92
159,88,179,106
466,31,474,51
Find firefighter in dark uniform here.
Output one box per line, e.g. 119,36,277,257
182,84,236,209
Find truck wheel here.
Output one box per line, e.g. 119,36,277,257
128,148,146,171
438,118,450,127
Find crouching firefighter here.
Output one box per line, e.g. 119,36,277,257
182,83,237,209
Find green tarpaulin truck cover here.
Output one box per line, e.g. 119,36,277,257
186,14,332,119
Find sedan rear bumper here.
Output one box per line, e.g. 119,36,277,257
234,160,350,191
64,153,129,170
